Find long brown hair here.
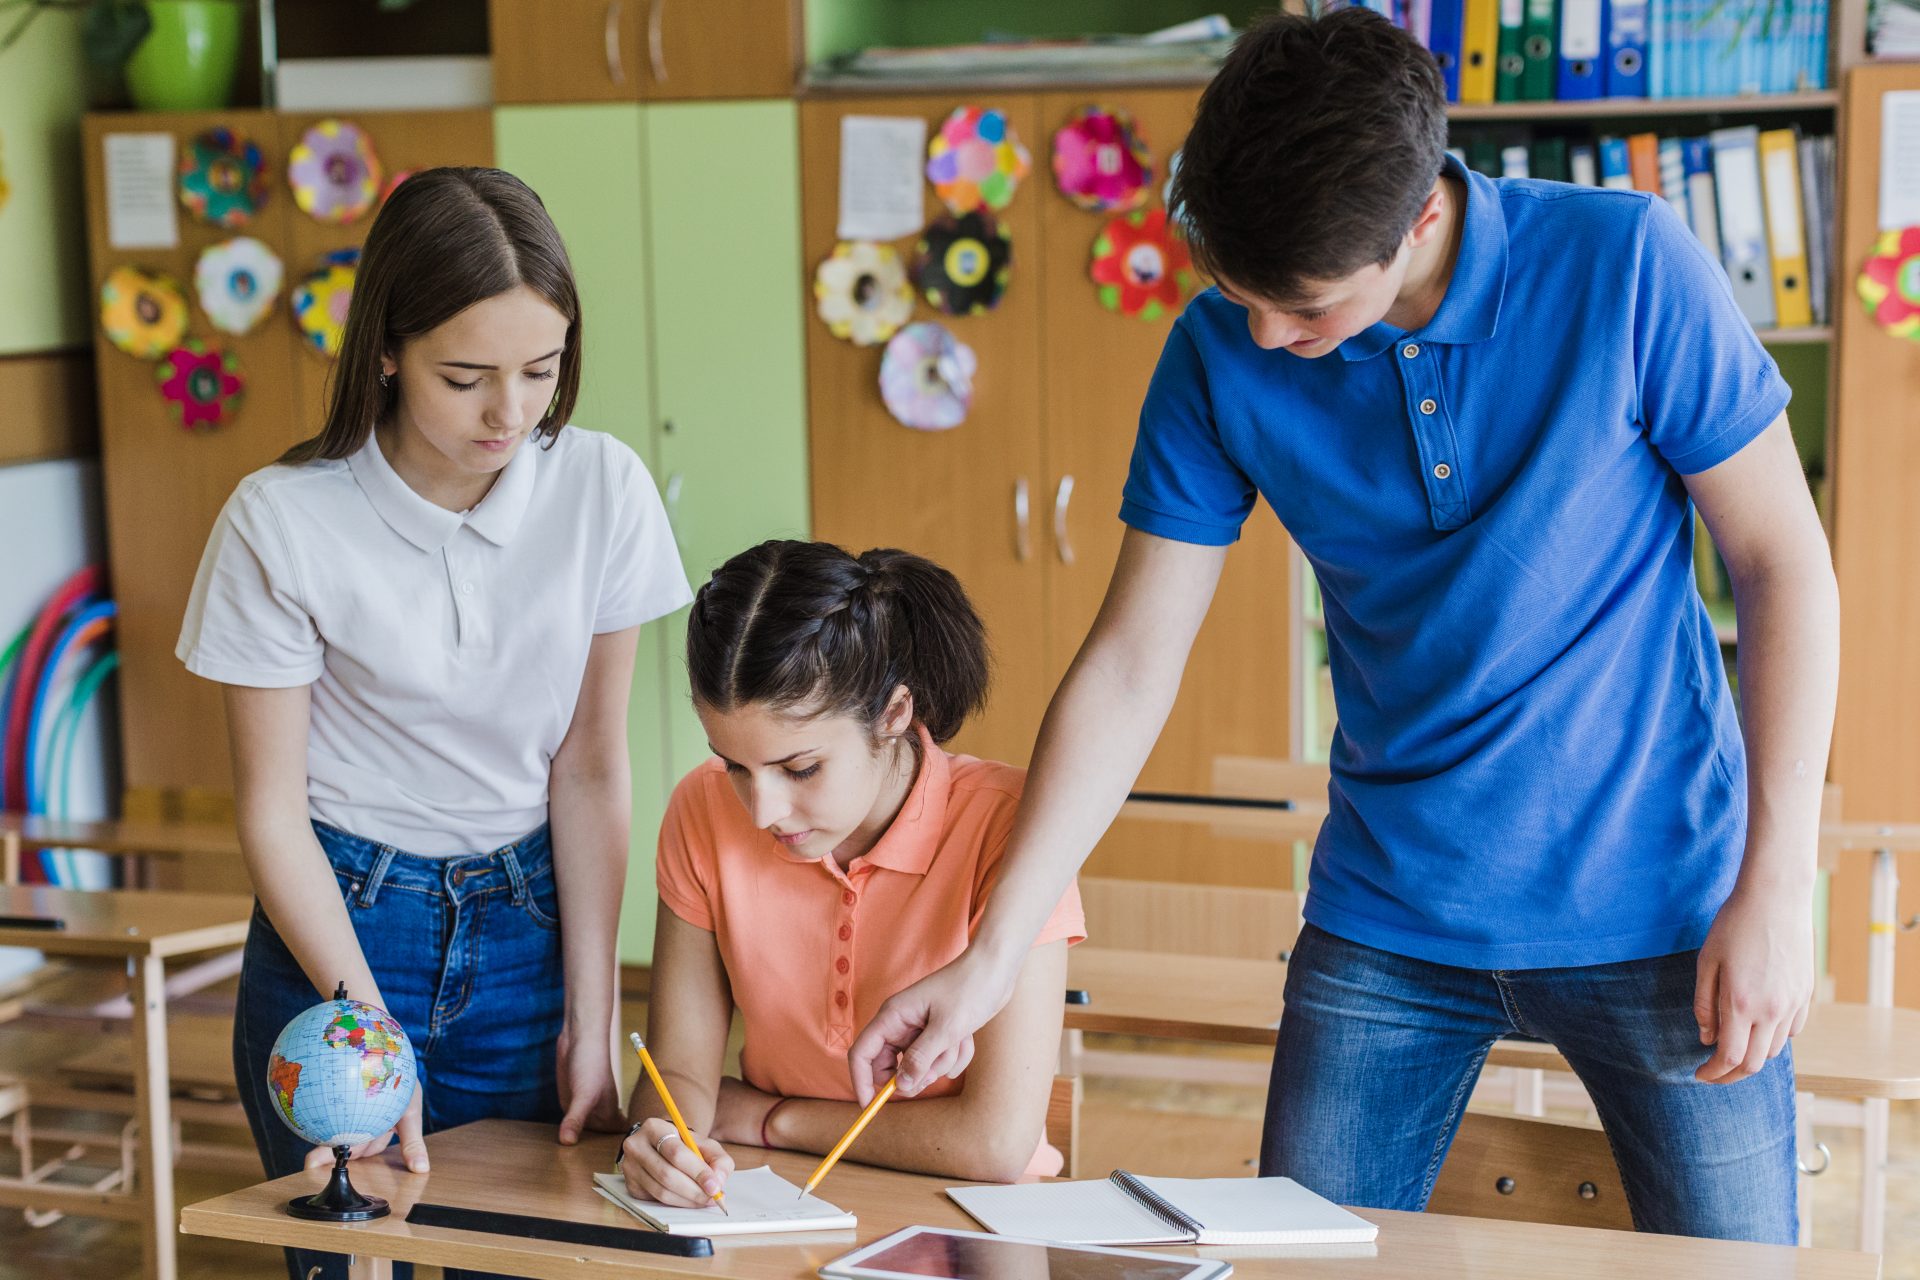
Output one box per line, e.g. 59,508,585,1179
687,541,991,745
280,166,584,464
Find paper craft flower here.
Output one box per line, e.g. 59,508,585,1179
815,241,915,347
381,168,416,209
195,237,284,336
288,119,382,225
291,248,359,358
1857,226,1920,342
1090,210,1194,321
178,127,270,228
156,341,244,432
913,211,1012,316
927,106,1030,215
100,265,190,359
879,322,976,432
1052,106,1152,213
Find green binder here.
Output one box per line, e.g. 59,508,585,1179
1520,0,1558,100
1495,0,1525,100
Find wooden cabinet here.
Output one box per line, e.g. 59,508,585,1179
489,0,799,103
801,92,1293,811
496,101,811,962
78,109,494,837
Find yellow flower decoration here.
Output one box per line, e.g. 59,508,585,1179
100,265,190,360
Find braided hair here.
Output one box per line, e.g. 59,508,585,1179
686,541,990,743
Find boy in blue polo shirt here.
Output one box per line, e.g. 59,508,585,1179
851,8,1840,1244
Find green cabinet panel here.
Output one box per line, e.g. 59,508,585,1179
495,105,672,965
0,20,91,352
644,102,812,782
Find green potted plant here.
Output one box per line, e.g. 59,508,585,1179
0,0,246,110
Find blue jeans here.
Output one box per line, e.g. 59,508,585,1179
1262,924,1797,1243
232,821,565,1280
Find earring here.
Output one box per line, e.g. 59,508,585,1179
378,372,392,388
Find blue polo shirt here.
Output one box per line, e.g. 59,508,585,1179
1122,156,1790,969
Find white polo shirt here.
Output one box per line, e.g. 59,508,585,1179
177,425,692,855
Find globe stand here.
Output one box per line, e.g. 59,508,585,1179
285,1145,389,1222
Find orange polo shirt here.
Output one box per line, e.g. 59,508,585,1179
655,722,1085,1177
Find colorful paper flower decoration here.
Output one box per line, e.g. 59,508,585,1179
814,241,915,347
156,341,244,432
291,248,359,358
1052,106,1152,213
913,211,1012,316
100,265,190,359
381,168,416,209
195,237,284,336
1857,226,1920,342
927,106,1030,215
288,119,382,225
1090,210,1195,321
879,322,976,432
178,127,270,228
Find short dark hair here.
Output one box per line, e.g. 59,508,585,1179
1171,8,1448,306
281,166,583,464
687,541,990,745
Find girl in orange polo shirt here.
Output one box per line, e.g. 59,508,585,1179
617,540,1084,1208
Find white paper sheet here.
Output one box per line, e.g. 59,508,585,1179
593,1165,857,1236
1879,90,1920,231
837,115,927,241
103,133,178,250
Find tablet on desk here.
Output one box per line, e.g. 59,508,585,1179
822,1226,1232,1280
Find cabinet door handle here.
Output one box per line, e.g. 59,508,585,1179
604,0,626,86
1014,477,1031,562
1053,475,1076,565
664,471,684,539
648,0,668,83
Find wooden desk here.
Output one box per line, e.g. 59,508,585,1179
1064,948,1920,1100
180,1119,1877,1280
0,885,251,1280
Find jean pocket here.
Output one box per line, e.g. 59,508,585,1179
522,863,561,930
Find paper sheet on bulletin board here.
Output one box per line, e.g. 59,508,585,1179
1879,90,1920,231
838,115,926,241
104,132,179,249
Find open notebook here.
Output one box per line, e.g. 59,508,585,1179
593,1166,857,1236
947,1171,1378,1247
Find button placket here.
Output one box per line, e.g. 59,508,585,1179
1397,346,1471,531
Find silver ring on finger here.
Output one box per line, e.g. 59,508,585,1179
654,1131,678,1157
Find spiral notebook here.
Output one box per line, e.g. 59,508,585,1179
946,1171,1378,1247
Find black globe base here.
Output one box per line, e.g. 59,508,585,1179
285,1146,389,1221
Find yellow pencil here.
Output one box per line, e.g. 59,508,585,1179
797,1077,897,1199
628,1032,728,1215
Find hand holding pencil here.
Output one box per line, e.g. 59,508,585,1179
620,1033,735,1212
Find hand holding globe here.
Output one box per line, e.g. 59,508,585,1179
266,984,422,1221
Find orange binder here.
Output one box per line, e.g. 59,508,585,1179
1626,133,1662,195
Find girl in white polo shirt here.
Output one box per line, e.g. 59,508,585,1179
178,167,689,1280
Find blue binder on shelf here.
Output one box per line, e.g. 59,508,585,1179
1556,0,1605,98
1605,0,1648,95
1430,0,1467,100
1598,136,1634,188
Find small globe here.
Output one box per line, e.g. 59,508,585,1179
266,992,417,1150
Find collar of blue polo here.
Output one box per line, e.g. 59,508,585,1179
1339,154,1509,362
348,426,539,553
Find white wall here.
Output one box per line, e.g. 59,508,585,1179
0,456,117,887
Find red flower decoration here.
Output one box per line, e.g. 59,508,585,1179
156,342,244,432
1857,225,1920,341
1089,209,1194,320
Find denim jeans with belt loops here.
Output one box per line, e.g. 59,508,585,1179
232,821,564,1280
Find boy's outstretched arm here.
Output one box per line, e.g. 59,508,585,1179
848,529,1229,1102
1683,414,1839,1084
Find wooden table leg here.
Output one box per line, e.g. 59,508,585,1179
130,953,178,1280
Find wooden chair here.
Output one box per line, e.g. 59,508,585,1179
1047,1075,1081,1180
1427,1111,1632,1232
